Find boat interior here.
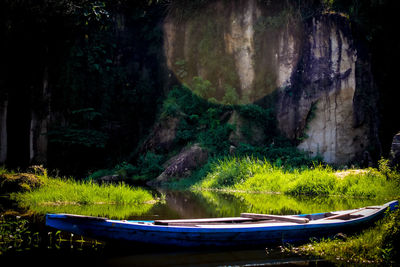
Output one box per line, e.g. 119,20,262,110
149,206,382,227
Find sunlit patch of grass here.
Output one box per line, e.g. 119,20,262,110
193,157,400,198
11,175,155,207
334,169,399,198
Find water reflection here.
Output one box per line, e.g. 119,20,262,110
24,203,154,220
155,189,389,219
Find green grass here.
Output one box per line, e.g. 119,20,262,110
11,175,155,207
187,157,400,199
1,166,158,218
289,208,400,264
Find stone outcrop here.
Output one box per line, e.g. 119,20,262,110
163,1,377,164
150,144,208,184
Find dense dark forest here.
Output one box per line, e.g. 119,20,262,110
1,0,399,178
1,0,167,175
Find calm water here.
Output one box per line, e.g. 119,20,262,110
1,188,388,266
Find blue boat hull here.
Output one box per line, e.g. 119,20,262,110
46,200,398,247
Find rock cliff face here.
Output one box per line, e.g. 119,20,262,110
163,1,377,164
164,0,303,103
285,15,371,164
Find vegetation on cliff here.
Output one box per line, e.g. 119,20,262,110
87,84,319,183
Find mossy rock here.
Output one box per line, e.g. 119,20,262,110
0,172,43,193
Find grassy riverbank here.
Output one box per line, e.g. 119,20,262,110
289,208,400,265
1,167,156,217
171,157,400,199
12,176,154,206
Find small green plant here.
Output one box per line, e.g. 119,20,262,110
378,158,392,179
175,59,188,78
0,215,40,255
222,84,239,105
191,76,216,100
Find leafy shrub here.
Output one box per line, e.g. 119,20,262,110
161,96,180,118
192,76,215,100
198,124,234,156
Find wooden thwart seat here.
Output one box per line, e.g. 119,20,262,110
154,217,253,225
322,208,366,220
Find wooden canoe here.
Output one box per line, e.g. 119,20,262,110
45,200,398,247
